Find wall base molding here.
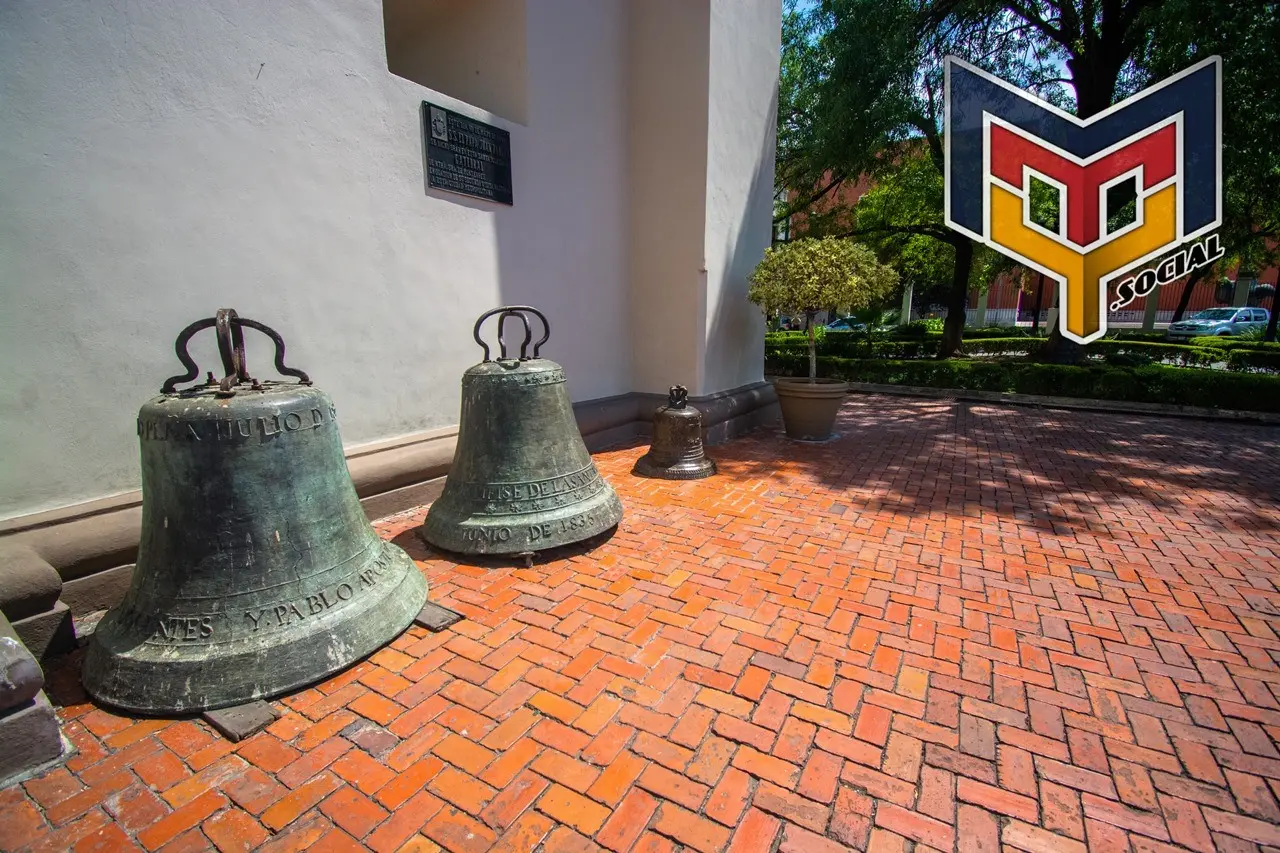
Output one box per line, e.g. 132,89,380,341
0,382,778,656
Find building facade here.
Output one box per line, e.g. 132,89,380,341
0,0,783,653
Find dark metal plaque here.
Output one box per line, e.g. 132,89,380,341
423,102,513,205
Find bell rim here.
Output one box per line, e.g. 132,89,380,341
80,542,428,715
419,488,623,557
631,455,717,480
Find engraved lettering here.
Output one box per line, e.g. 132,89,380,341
464,527,511,543
186,423,201,441
261,415,281,436
246,610,266,630
288,603,305,622
153,614,217,642
284,412,303,431
312,408,325,427
237,418,253,437
307,594,325,616
274,605,288,626
336,583,353,601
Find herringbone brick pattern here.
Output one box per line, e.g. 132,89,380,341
4,395,1280,852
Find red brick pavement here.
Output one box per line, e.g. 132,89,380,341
3,394,1280,852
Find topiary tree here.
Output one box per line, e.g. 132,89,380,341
749,236,899,380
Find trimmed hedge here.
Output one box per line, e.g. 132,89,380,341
765,334,1278,372
1085,340,1220,368
1225,349,1280,373
765,337,1044,360
1105,330,1173,343
764,354,1280,412
1188,337,1280,351
763,330,1280,374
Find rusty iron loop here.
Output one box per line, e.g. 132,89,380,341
668,385,689,408
497,310,532,364
214,309,249,394
472,306,551,362
161,310,311,395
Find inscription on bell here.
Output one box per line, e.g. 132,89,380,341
244,555,387,633
152,615,216,643
472,466,600,502
528,509,599,541
463,527,512,544
138,405,337,442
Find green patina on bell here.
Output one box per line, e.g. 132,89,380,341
420,306,623,560
83,310,427,714
633,385,717,480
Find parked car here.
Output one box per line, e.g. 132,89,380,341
825,317,867,332
1166,307,1270,340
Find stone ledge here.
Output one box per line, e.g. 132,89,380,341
845,382,1280,424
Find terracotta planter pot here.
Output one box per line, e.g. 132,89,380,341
770,377,849,441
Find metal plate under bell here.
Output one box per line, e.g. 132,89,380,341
421,306,623,557
82,310,428,714
633,386,717,480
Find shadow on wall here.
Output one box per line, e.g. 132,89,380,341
704,77,779,396
485,4,628,404
390,0,630,407
714,396,1280,538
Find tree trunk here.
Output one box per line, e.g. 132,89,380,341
807,311,817,380
1039,56,1125,363
1172,266,1209,323
937,240,973,359
1031,273,1045,332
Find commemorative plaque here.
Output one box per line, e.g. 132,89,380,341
423,102,513,205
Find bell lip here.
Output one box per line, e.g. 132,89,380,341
631,455,717,480
80,543,428,716
419,489,624,558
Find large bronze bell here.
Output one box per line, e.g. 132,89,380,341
83,310,428,714
420,306,623,559
633,386,717,479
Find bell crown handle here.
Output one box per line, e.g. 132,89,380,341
473,305,551,362
161,309,312,395
668,385,689,408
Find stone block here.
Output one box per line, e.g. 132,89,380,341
0,693,65,785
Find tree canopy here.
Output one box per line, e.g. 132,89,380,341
776,0,1280,349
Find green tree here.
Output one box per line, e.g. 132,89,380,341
748,237,899,379
1137,0,1280,338
776,0,1064,357
926,0,1278,355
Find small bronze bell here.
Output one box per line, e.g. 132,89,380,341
83,310,428,714
632,386,716,480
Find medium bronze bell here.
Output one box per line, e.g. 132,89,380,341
420,306,623,560
82,310,428,714
633,386,717,479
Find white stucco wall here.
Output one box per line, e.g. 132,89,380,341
626,0,711,397
704,0,780,393
627,0,778,399
0,0,629,520
385,0,529,123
